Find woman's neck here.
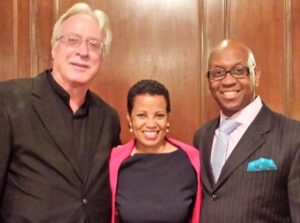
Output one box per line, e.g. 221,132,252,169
132,141,177,155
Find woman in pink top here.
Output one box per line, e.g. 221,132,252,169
109,80,201,223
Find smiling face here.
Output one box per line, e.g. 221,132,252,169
51,13,103,91
128,94,169,151
208,41,260,117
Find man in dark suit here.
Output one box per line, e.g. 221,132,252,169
194,39,300,222
0,3,121,222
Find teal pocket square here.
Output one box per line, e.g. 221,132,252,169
247,157,277,172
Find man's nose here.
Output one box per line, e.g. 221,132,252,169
76,41,89,55
221,72,237,84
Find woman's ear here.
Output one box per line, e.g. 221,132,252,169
126,113,130,122
127,113,133,133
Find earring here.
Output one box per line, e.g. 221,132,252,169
129,122,133,133
166,123,170,133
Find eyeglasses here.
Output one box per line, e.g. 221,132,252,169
56,34,105,54
207,65,251,81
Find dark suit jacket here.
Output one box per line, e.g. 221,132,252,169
0,71,121,222
193,104,300,223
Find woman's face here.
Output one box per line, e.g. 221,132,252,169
128,94,169,151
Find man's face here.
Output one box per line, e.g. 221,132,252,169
51,13,103,90
208,46,260,117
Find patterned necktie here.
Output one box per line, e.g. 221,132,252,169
211,119,240,182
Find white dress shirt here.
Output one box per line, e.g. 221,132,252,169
210,96,263,164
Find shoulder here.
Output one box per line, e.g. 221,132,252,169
261,104,300,129
0,77,33,94
89,92,118,113
0,71,49,108
0,77,37,108
88,91,120,122
167,137,198,154
194,117,218,137
271,111,300,133
111,140,135,158
0,71,48,96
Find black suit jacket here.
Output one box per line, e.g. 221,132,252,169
0,71,121,222
193,104,300,223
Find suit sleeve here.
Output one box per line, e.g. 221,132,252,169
288,145,300,222
0,96,12,197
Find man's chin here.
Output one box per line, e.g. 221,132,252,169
220,104,241,116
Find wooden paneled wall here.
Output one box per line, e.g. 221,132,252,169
0,0,299,144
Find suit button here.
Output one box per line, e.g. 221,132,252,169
211,194,218,201
82,198,88,204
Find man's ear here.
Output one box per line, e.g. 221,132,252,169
51,47,56,60
254,66,261,87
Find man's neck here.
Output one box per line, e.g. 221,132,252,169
51,72,89,113
68,88,88,113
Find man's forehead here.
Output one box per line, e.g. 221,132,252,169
209,46,248,61
61,14,98,29
208,50,248,69
60,14,102,38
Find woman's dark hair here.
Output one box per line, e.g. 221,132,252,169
127,79,171,115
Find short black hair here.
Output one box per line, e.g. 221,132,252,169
127,79,171,115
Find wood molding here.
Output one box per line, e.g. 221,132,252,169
284,0,293,115
30,0,38,76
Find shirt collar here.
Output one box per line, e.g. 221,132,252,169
220,96,263,126
47,70,70,104
46,70,90,117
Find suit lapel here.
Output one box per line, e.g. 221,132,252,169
82,96,104,182
215,105,272,189
30,72,83,182
201,119,219,192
